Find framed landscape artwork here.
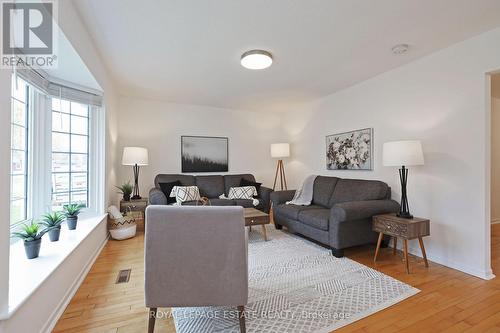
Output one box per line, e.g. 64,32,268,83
326,128,373,170
181,136,229,172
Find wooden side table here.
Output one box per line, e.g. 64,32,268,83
120,198,148,232
372,213,430,274
244,208,270,241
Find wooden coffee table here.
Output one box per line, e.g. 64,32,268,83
244,208,270,241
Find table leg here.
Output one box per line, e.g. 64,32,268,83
403,239,410,274
418,237,429,267
393,237,397,255
374,232,383,262
261,225,268,241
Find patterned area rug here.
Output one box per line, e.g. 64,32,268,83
172,227,419,333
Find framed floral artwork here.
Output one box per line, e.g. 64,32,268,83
326,128,373,170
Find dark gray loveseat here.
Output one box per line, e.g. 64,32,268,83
271,176,400,257
149,174,272,213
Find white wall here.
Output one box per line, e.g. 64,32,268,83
116,96,285,202
283,27,500,280
492,75,500,223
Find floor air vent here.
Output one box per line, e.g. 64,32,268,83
116,269,131,284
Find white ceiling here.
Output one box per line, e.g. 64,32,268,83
74,0,500,112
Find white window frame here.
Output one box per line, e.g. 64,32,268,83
10,76,31,230
9,74,104,232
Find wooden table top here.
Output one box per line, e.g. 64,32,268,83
244,207,269,218
374,213,429,224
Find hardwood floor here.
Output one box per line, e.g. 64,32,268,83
53,224,500,332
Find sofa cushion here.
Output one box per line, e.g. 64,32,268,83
329,179,389,205
159,180,181,204
155,174,195,188
182,198,236,206
298,209,330,231
240,178,262,194
224,174,256,195
274,204,324,220
170,186,201,205
196,175,225,198
228,186,258,200
312,176,339,208
233,199,254,208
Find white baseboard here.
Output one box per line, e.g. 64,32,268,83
41,234,109,333
390,239,495,280
491,218,500,224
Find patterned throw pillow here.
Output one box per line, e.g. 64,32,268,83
170,186,201,205
228,186,257,200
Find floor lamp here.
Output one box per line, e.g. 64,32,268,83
271,143,290,191
122,147,149,200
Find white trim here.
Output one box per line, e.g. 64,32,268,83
491,218,500,224
41,234,109,333
408,244,496,280
390,239,496,280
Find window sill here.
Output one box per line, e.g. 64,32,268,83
5,214,107,319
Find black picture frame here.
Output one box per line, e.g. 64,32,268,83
181,136,229,173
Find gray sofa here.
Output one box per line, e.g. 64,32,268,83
271,176,400,257
149,173,272,213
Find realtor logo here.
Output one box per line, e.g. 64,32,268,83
1,0,58,69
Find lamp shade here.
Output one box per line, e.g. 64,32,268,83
383,140,424,167
271,143,290,158
122,147,149,166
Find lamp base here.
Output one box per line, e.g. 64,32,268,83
397,212,413,219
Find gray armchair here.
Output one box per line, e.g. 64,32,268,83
144,205,248,332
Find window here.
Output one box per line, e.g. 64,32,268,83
10,76,30,226
51,98,89,211
9,72,102,233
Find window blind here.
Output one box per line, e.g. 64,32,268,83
14,67,103,107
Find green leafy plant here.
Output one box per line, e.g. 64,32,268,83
11,220,50,242
116,182,133,196
41,212,65,228
63,203,84,218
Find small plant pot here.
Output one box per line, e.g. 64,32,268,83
24,239,41,259
48,226,61,242
123,194,131,201
67,216,78,230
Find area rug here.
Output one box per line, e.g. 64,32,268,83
172,228,419,333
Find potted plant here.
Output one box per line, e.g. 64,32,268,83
11,220,51,259
41,211,65,241
116,181,133,201
63,203,84,230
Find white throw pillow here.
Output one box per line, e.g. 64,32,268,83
170,186,201,205
228,186,257,200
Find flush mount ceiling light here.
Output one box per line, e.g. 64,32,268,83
391,44,410,55
241,50,273,70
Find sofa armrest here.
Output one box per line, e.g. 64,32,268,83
330,200,400,223
270,190,296,206
149,188,168,205
258,186,273,213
